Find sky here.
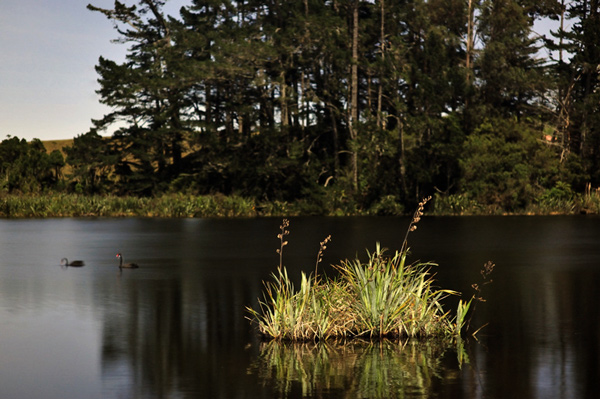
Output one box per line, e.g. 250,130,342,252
0,0,186,142
0,1,562,142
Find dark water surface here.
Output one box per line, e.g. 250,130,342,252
0,216,598,398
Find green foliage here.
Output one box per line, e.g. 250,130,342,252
0,137,61,193
64,131,115,194
458,118,560,211
549,0,600,169
432,193,485,215
367,195,405,216
476,0,548,120
454,299,472,337
535,181,576,213
580,188,600,214
334,244,456,338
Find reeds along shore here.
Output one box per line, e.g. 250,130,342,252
0,191,599,218
0,193,256,218
247,198,485,341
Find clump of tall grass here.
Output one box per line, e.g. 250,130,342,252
247,197,480,341
528,181,577,215
334,243,456,338
431,193,485,216
246,220,340,340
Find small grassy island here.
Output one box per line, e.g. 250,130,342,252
247,198,493,341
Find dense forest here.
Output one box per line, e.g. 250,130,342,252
3,0,600,215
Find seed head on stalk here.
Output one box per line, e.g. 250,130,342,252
314,235,332,280
401,196,431,253
276,219,290,270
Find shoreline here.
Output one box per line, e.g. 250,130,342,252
0,193,596,218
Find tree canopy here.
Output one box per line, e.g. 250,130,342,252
4,0,600,214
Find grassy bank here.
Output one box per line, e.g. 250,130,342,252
1,190,600,218
431,189,600,216
0,193,257,218
0,192,356,218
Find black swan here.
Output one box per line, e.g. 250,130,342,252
61,258,85,267
116,253,139,269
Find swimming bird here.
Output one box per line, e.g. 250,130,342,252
61,258,85,267
116,253,139,269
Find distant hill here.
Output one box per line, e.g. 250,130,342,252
42,139,73,155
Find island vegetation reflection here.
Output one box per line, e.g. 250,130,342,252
250,339,469,398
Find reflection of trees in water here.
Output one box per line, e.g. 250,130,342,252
99,272,267,398
478,269,600,399
249,339,464,398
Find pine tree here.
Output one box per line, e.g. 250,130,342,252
88,0,188,194
476,0,550,121
555,0,600,184
65,132,115,194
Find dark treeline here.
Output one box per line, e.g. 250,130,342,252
4,0,600,215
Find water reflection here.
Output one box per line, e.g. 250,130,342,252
477,266,600,399
1,217,600,398
98,262,266,398
249,339,464,398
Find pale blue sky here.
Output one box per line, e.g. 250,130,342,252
0,0,185,141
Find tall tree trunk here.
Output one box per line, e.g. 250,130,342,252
464,0,477,128
330,106,341,175
466,0,475,84
398,121,407,196
377,0,384,128
280,71,289,128
349,0,359,191
301,71,308,130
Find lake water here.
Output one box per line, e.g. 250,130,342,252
0,216,598,398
